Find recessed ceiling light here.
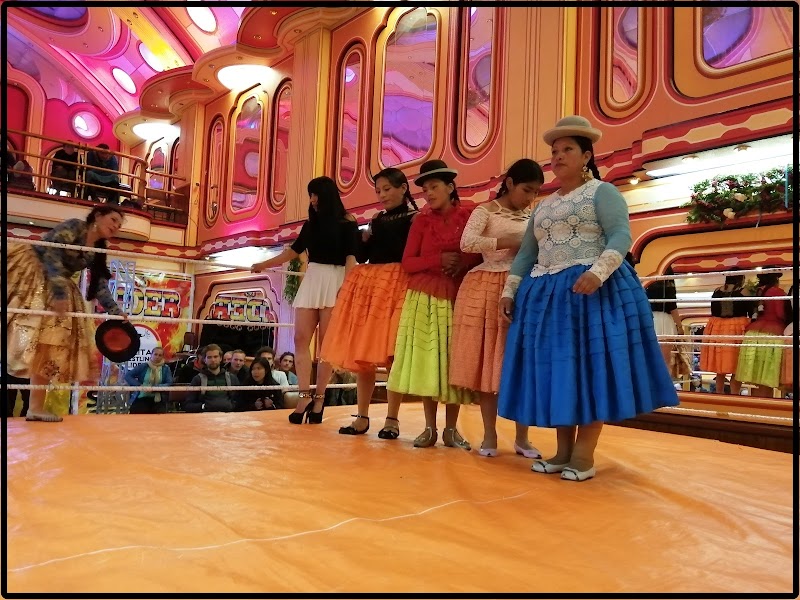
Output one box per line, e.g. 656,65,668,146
217,64,275,90
132,122,180,141
629,177,640,185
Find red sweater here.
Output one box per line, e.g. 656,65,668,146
746,285,789,335
401,205,481,302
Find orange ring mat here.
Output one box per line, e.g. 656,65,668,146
5,403,794,594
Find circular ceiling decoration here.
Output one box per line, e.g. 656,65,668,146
187,7,217,33
112,67,137,94
138,43,164,72
72,111,101,139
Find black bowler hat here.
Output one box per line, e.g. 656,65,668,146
414,159,458,187
95,320,140,363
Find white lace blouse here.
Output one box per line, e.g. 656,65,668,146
501,179,633,299
459,200,530,273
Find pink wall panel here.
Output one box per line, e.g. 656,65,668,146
6,85,29,153
40,100,120,155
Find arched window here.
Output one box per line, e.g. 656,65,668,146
205,118,225,224
270,82,291,210
379,7,438,168
169,138,180,191
458,6,498,155
336,46,363,188
230,95,263,214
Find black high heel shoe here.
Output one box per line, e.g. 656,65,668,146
288,392,314,424
307,394,325,424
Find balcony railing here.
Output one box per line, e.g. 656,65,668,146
5,129,189,225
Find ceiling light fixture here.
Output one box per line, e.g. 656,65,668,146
131,122,180,142
217,64,275,90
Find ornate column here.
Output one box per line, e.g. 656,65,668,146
284,26,333,223
500,6,577,166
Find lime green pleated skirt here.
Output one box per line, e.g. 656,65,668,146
387,290,475,405
736,331,784,389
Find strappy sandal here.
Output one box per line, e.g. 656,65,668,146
413,426,438,448
307,394,325,424
339,415,369,435
442,427,471,451
377,416,400,440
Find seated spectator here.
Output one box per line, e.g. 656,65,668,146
254,347,289,386
222,350,233,367
85,143,120,203
174,347,206,384
325,368,356,406
185,344,239,412
10,159,35,190
236,357,283,411
226,349,248,382
125,346,174,414
50,142,80,195
5,149,17,181
278,351,299,386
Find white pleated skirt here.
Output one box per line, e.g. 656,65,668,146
292,262,346,309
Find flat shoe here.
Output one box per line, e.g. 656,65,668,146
478,447,498,457
561,466,596,481
514,442,542,459
531,459,569,474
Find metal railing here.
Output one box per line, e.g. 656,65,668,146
5,129,188,224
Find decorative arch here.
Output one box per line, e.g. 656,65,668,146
335,44,365,190
456,5,502,158
226,91,265,220
371,7,445,173
203,116,225,226
269,80,292,211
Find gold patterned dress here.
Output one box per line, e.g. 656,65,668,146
6,219,123,384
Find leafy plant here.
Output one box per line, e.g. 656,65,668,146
283,257,303,304
684,166,793,225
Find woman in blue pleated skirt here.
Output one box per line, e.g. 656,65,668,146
497,116,678,482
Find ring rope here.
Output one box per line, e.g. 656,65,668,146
658,341,792,348
6,307,295,328
650,296,792,303
9,237,300,277
657,334,792,339
656,406,793,424
639,266,790,281
6,383,387,392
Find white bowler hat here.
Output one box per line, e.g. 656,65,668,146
542,115,602,146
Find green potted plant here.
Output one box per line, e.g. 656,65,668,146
283,257,303,304
684,166,792,226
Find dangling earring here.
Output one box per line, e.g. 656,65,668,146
582,164,593,182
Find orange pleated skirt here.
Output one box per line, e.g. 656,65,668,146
320,263,408,372
449,270,508,394
699,316,751,375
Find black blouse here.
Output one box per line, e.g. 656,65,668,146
356,204,417,264
711,287,754,318
646,279,678,313
290,218,359,266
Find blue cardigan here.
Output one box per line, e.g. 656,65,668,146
125,362,174,401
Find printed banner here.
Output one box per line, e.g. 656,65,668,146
197,289,278,357
78,270,192,414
